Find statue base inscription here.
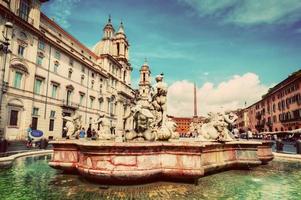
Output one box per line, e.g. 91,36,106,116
49,140,273,184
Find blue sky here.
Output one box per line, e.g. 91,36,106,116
42,0,301,116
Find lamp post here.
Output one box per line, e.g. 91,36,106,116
0,21,13,138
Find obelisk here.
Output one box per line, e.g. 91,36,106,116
194,82,197,117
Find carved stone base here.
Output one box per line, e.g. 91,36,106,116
49,140,273,184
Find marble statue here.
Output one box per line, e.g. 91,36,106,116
124,73,178,141
150,74,168,127
198,111,237,142
92,114,113,140
124,104,156,141
156,118,179,140
63,113,83,138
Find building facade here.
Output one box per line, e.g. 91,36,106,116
244,70,301,133
169,117,192,135
0,0,135,140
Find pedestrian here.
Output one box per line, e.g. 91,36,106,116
87,124,92,138
62,127,67,138
91,129,97,140
247,129,253,140
233,127,239,139
26,124,33,148
79,127,86,139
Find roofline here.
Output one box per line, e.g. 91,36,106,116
40,12,98,59
263,69,301,98
246,69,301,110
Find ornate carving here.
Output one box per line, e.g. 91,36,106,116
63,113,83,138
124,73,178,141
197,111,237,142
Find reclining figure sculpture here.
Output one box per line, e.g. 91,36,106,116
198,111,238,142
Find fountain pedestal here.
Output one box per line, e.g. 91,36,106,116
49,140,273,184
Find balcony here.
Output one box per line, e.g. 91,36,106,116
60,100,79,110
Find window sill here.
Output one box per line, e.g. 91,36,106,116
7,126,19,129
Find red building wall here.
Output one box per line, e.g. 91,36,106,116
247,70,301,133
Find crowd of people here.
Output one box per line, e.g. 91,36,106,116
61,124,102,140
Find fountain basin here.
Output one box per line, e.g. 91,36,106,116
49,140,273,184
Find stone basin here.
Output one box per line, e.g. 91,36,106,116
49,140,273,184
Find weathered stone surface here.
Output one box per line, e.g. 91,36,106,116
49,140,273,184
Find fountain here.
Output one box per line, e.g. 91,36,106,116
49,73,273,184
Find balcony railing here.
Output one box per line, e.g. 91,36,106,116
280,117,301,123
61,100,79,110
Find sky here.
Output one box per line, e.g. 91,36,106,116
41,0,301,117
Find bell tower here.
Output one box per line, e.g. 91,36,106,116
115,21,129,60
139,59,151,102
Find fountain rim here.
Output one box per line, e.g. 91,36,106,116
49,139,269,147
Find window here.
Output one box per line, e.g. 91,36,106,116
123,105,127,116
13,71,22,89
68,70,72,79
69,58,73,66
38,41,45,50
106,99,109,113
32,107,39,116
55,51,61,60
66,90,72,105
19,0,30,21
34,79,42,94
81,65,85,73
50,110,56,118
51,84,58,98
49,119,54,131
18,45,25,57
9,110,19,126
79,93,85,106
36,55,43,66
54,63,59,73
90,97,94,108
81,75,84,85
32,117,38,130
91,80,94,89
99,100,103,111
117,42,120,55
92,73,95,78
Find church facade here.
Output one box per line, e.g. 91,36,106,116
0,0,135,140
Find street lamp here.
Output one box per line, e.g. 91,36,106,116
0,21,13,138
0,21,13,105
0,22,13,53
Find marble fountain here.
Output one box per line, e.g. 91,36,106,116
49,74,273,184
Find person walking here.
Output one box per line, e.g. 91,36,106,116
91,129,97,140
26,124,33,148
79,128,86,139
247,129,253,140
87,124,92,138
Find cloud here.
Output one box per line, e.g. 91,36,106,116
47,0,81,29
167,72,270,117
179,0,301,26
